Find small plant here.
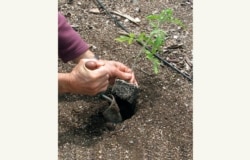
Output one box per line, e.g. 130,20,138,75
115,8,184,74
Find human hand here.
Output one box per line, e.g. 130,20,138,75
96,60,138,86
67,59,110,95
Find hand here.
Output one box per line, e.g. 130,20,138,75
67,59,110,95
96,60,138,86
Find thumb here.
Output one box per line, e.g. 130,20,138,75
85,61,98,70
85,60,106,70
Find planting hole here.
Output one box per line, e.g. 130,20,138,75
114,95,136,121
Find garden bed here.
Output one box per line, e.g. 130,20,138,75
58,0,193,159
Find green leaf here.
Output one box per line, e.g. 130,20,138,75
128,37,134,45
115,36,130,43
138,32,146,42
153,64,159,74
146,14,160,20
128,33,135,38
153,58,160,74
145,50,152,57
153,36,164,50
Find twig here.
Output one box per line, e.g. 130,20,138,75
185,55,193,67
118,31,129,36
166,58,180,63
139,68,153,76
110,10,140,24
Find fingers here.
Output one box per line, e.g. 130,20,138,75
110,61,138,85
114,61,132,73
128,72,138,86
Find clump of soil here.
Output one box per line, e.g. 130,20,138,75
58,0,193,159
112,79,139,104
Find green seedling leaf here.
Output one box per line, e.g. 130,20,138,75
152,36,164,53
115,36,130,43
146,14,160,20
145,50,153,59
128,33,135,44
153,59,160,74
137,32,147,42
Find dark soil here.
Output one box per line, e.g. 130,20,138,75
58,0,193,159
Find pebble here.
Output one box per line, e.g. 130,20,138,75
91,45,97,50
173,35,178,39
135,7,140,12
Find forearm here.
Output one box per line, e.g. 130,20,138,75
58,73,71,94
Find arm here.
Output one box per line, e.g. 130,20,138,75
58,12,137,95
58,13,109,95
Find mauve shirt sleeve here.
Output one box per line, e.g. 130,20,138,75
58,12,89,63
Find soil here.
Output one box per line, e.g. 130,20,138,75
58,0,193,159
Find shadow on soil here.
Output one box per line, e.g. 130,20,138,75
58,110,107,147
58,96,136,147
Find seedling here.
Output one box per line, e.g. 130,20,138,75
115,8,184,74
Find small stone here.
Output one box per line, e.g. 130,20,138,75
66,12,71,17
91,45,97,50
135,7,140,12
173,35,178,39
89,8,100,14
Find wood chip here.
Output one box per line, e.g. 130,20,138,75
89,8,100,14
118,31,129,36
110,10,140,24
167,44,183,49
185,56,193,67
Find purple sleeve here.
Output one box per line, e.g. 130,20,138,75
58,12,89,63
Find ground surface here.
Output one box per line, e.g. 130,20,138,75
58,0,193,159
